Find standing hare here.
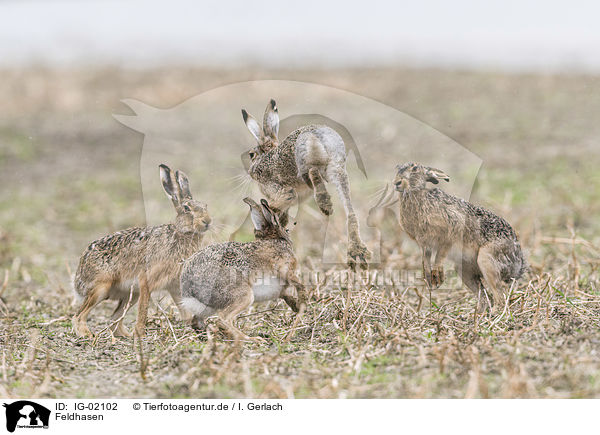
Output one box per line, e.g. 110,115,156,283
180,197,306,343
393,162,527,309
241,99,370,270
72,164,211,338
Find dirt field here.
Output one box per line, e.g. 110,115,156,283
0,67,599,398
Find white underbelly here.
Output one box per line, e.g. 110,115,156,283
252,277,284,302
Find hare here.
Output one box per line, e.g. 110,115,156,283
393,162,527,309
180,197,306,343
72,164,211,338
241,99,370,270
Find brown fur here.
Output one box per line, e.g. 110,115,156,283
393,162,527,310
242,99,370,270
72,165,211,338
180,198,306,344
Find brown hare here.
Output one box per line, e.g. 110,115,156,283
393,162,527,309
72,164,211,338
180,197,305,343
241,99,370,270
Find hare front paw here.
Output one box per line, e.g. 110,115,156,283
347,242,371,271
315,191,333,216
431,266,445,288
282,294,300,312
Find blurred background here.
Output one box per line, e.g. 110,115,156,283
1,0,599,397
2,0,600,70
2,0,599,266
1,0,599,282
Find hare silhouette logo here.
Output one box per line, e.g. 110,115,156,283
113,80,481,266
2,401,50,433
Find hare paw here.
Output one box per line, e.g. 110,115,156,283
73,318,94,338
347,242,371,271
283,296,299,313
112,324,133,338
315,192,333,216
431,266,445,288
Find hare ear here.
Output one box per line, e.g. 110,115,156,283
242,109,263,143
175,170,193,200
263,99,279,140
159,164,179,207
259,199,278,226
426,167,450,184
244,197,268,231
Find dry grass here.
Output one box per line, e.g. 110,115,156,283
1,264,599,398
0,67,599,398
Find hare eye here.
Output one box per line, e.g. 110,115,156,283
249,151,257,160
183,204,191,212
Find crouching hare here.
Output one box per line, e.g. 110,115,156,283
241,99,370,270
180,197,306,343
393,162,527,309
72,164,211,338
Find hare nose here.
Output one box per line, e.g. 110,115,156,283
203,217,212,225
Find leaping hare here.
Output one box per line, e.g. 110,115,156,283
241,99,371,270
393,162,527,309
72,164,211,338
180,197,306,343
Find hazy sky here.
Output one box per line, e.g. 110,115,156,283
1,0,599,71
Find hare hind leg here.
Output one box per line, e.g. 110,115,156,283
73,281,112,337
191,308,216,331
217,286,255,345
308,167,333,216
328,166,371,269
110,291,139,337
